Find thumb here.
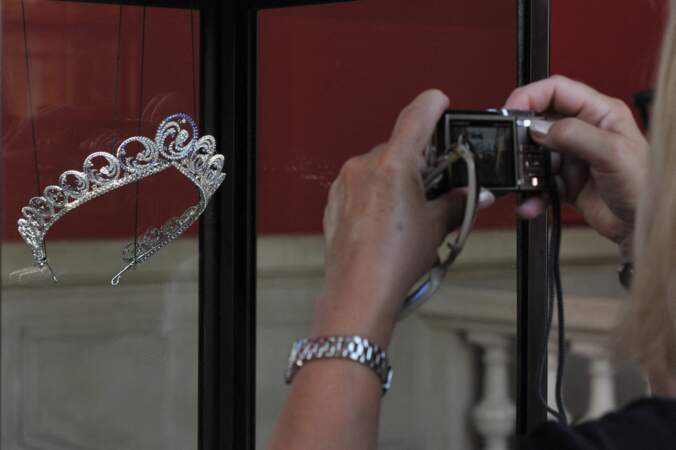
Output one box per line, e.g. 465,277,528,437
530,117,621,173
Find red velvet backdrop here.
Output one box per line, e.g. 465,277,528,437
2,0,667,241
2,2,201,241
257,0,667,233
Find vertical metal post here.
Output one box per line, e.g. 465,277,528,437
199,1,257,449
516,0,551,436
198,2,354,448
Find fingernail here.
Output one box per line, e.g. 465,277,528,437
478,188,495,210
530,119,553,137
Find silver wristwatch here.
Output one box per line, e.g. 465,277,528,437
284,336,393,394
618,261,633,290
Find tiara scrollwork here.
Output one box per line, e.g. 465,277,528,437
16,113,226,285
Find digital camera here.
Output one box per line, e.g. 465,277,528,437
426,109,549,198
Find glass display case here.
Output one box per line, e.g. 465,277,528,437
1,1,668,449
256,2,518,448
2,2,201,449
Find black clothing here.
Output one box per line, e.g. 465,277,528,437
520,397,676,449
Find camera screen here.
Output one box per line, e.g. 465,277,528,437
448,121,516,188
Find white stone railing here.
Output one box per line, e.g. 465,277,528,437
419,282,641,450
2,239,200,450
1,228,647,450
256,227,647,449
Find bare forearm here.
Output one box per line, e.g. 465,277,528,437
268,91,452,450
269,360,383,450
268,289,397,450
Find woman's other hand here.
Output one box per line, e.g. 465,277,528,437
313,90,493,348
506,75,648,250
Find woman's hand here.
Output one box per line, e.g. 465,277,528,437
270,90,494,450
506,75,648,251
313,89,493,348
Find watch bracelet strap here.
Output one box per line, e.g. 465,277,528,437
285,335,393,394
618,261,634,291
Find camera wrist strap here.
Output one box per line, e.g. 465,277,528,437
399,143,479,319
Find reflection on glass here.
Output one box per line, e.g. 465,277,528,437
257,1,516,448
257,2,666,449
2,3,200,449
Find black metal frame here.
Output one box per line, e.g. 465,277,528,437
64,0,346,7
198,4,255,448
516,0,551,435
36,0,550,447
60,2,351,450
198,1,356,449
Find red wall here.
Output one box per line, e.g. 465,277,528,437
258,0,517,233
2,0,668,241
2,2,200,241
551,0,666,103
257,0,667,234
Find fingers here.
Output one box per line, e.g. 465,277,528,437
515,196,548,220
550,151,562,173
558,154,587,204
388,89,449,166
505,75,639,136
531,117,625,173
428,188,495,231
515,174,570,220
428,189,465,230
323,179,342,243
478,189,496,209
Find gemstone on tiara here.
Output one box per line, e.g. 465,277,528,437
16,113,226,285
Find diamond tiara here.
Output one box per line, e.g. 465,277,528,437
17,113,225,285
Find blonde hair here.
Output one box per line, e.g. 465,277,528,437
628,4,676,378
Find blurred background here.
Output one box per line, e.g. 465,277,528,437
1,1,667,449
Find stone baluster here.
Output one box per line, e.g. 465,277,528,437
467,332,515,450
574,341,616,420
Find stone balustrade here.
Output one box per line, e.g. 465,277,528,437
1,228,648,450
419,284,641,450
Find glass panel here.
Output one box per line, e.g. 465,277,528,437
551,0,667,226
2,2,200,449
548,0,668,415
257,2,517,449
